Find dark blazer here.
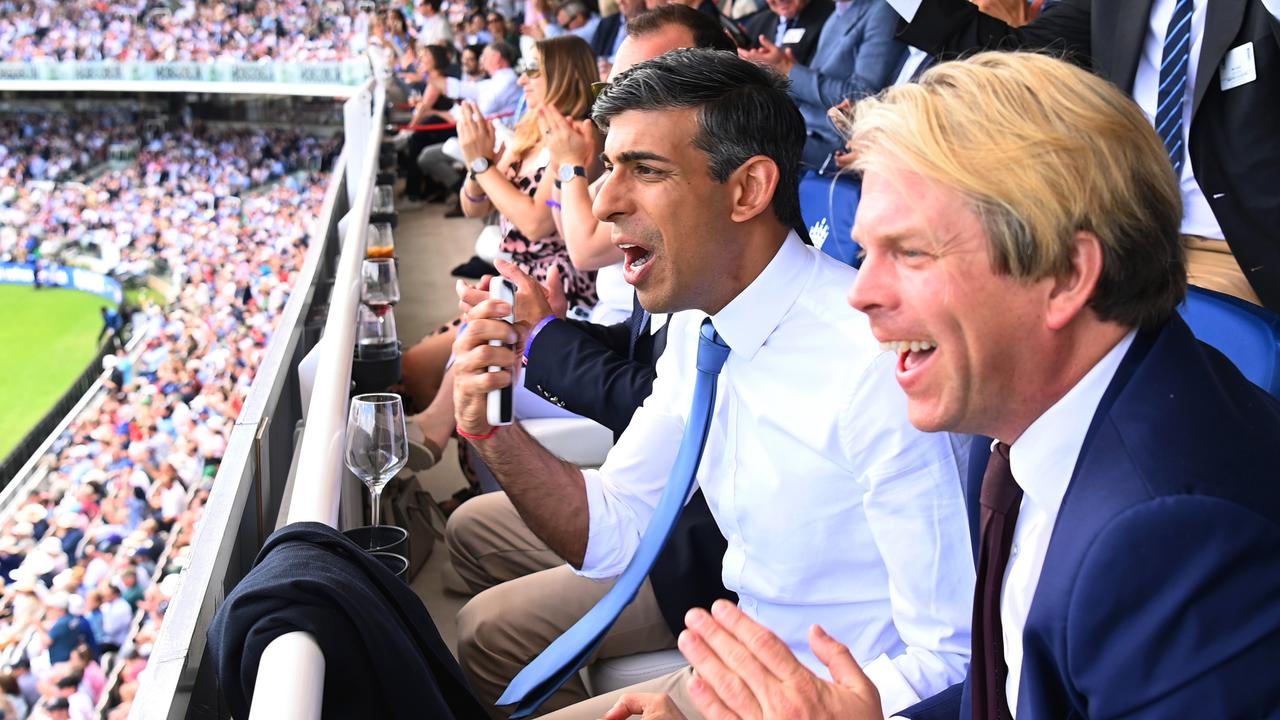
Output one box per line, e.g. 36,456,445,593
208,522,488,720
590,12,625,58
523,296,735,635
903,315,1280,720
896,0,1280,310
740,0,836,65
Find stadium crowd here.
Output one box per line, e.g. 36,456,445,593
0,113,336,718
0,0,367,62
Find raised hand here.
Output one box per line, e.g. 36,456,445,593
456,100,496,165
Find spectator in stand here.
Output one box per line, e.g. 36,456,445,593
553,1,603,42
414,0,453,46
739,0,906,168
0,671,27,719
591,0,647,69
42,593,96,664
117,569,142,610
738,0,833,66
97,585,132,654
409,41,523,208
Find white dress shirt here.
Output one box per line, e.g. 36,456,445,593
445,67,521,119
577,233,976,716
999,330,1135,711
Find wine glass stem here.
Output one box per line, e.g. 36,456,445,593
370,483,384,528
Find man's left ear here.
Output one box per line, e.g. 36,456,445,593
1046,230,1104,330
728,156,780,224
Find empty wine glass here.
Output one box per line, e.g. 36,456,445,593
344,393,408,529
366,222,395,259
355,304,399,360
361,257,399,309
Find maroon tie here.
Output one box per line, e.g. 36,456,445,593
971,442,1023,720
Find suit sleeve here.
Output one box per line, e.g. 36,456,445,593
523,318,656,436
896,0,1092,66
1067,496,1280,717
789,1,907,108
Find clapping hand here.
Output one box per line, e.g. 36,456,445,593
538,106,595,168
678,600,884,720
456,100,496,165
738,35,796,76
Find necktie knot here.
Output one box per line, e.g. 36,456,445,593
979,441,1022,514
697,318,731,375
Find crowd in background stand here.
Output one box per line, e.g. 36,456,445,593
0,112,338,718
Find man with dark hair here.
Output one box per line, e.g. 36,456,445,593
453,48,973,719
443,13,741,715
592,0,648,63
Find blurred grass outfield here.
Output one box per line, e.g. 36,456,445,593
0,285,109,460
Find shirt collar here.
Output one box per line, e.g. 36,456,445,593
834,0,854,15
1006,329,1137,512
711,231,811,361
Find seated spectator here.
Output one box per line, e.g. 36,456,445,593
737,0,832,66
591,0,648,72
740,0,905,169
673,51,1280,720
414,0,453,46
43,593,96,665
410,42,524,207
486,11,524,50
398,36,601,418
554,1,603,42
451,49,972,718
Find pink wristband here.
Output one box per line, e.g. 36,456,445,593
456,424,499,441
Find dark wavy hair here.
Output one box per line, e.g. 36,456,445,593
592,48,805,230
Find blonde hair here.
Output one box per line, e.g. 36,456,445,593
510,36,598,158
847,51,1186,329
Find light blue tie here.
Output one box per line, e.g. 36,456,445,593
498,318,731,718
1155,0,1194,174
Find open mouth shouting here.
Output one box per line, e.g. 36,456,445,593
617,241,656,285
881,339,939,387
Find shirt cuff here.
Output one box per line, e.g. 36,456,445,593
523,315,559,361
885,0,921,21
863,653,925,718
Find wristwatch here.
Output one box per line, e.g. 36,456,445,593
555,164,586,189
469,156,492,181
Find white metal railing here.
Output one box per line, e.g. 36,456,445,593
247,77,385,720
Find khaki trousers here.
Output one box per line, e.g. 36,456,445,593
542,666,704,720
1185,235,1261,306
446,492,679,718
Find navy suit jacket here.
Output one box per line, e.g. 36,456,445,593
904,315,1280,720
523,296,735,634
590,13,625,59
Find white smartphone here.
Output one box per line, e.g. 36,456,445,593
486,278,517,427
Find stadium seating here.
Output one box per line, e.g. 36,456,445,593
1179,285,1280,398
